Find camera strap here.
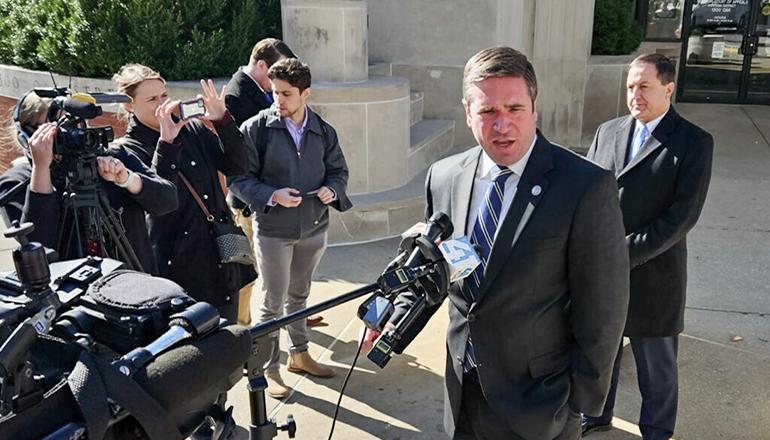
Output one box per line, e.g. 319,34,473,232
69,350,184,440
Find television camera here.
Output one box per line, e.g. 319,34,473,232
0,212,476,439
8,87,144,271
0,221,249,440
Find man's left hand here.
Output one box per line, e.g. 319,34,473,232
316,186,335,204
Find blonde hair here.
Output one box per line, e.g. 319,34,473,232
2,91,51,155
112,64,165,120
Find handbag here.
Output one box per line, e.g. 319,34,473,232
179,172,255,266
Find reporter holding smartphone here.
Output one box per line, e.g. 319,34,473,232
112,64,255,321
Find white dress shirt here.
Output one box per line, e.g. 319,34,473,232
466,135,537,237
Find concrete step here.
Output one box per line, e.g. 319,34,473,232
329,141,465,247
410,92,424,126
408,119,455,180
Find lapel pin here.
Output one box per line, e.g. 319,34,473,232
531,185,542,196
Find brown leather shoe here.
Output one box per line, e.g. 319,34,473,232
306,315,324,327
265,370,291,399
287,351,336,378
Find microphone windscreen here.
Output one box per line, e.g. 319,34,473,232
426,211,454,241
131,324,251,435
62,98,101,119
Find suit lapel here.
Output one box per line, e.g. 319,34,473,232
477,135,553,299
450,148,482,239
614,116,634,175
618,107,680,179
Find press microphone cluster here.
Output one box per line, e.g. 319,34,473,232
358,211,482,368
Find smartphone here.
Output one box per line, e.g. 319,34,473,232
301,190,319,198
179,98,206,120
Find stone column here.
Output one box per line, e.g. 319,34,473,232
281,0,368,83
526,0,596,147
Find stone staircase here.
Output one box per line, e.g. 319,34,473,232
328,68,457,246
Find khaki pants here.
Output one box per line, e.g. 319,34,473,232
232,207,257,326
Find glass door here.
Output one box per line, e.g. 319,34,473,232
679,0,752,102
678,0,770,104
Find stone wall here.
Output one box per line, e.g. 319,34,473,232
367,0,596,149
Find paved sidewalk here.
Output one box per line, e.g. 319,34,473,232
1,103,768,439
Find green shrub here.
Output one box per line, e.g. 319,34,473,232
0,0,281,80
592,0,643,55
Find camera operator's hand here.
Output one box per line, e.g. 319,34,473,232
272,187,302,208
97,157,143,194
200,79,227,122
156,98,188,144
28,123,57,194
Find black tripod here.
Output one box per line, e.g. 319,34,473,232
57,154,143,272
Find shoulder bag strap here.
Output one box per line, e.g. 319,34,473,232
179,172,214,223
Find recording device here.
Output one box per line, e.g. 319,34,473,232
0,222,249,439
356,212,482,368
33,88,127,158
9,87,145,270
179,98,206,120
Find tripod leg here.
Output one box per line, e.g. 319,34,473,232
96,195,144,272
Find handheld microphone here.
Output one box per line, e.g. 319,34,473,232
403,212,453,268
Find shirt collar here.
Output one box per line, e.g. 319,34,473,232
478,134,538,179
241,66,268,94
284,108,309,132
635,110,667,135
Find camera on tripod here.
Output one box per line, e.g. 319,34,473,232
33,87,129,159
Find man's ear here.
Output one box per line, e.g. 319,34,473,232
302,88,311,100
665,81,675,100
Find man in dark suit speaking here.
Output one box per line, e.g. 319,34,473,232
390,47,630,439
583,54,713,440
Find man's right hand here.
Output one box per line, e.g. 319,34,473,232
29,122,57,169
272,187,302,208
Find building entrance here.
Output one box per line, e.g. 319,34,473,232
678,0,770,103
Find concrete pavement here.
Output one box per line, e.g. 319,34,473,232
0,103,768,439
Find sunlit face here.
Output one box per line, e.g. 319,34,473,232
271,79,310,120
626,62,674,123
463,76,537,166
124,79,168,131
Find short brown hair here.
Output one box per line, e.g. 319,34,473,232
631,53,676,84
463,46,538,104
250,38,296,67
267,58,311,92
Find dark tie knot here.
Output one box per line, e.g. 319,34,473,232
494,166,513,181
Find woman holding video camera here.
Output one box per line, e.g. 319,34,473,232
0,91,178,273
112,64,255,321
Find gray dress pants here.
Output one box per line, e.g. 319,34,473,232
254,229,327,372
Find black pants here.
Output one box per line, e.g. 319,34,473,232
586,336,678,440
453,370,581,440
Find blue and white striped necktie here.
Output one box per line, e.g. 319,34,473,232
462,165,513,372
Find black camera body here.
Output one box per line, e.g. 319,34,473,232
45,93,116,159
0,223,247,440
